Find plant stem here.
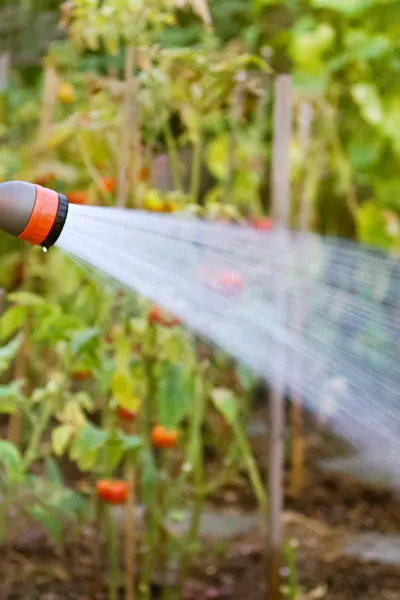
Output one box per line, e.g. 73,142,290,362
164,121,183,192
139,325,158,600
0,485,13,544
8,247,28,448
233,423,267,513
124,440,137,600
179,371,207,594
107,505,120,600
76,132,109,204
138,494,158,600
8,320,28,448
23,393,54,468
142,324,157,441
190,135,203,203
91,495,103,599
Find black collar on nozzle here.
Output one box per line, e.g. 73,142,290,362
41,193,69,249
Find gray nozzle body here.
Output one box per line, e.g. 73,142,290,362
0,181,68,248
0,181,36,237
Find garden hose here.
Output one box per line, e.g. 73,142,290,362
0,181,68,249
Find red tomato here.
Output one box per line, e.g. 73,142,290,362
96,480,128,505
148,306,180,328
101,177,116,193
139,167,150,182
197,267,244,295
218,270,244,294
72,370,92,382
117,407,136,422
151,425,178,449
249,217,273,231
67,191,88,205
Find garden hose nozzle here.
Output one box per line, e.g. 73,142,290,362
0,181,68,249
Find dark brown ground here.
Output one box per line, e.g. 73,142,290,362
1,408,400,599
0,467,399,600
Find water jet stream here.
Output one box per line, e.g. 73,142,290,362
0,182,399,487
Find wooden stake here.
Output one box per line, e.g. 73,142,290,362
40,63,59,140
117,46,137,208
290,103,313,498
0,52,10,90
266,74,292,600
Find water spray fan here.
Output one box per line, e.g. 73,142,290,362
0,181,68,249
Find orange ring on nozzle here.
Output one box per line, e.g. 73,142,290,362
18,185,59,245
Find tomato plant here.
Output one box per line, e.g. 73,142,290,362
0,0,398,598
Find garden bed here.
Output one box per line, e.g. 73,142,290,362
1,435,399,600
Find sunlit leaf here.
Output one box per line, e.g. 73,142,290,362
0,306,26,341
351,83,384,125
211,387,238,425
0,382,23,414
8,292,47,307
310,0,372,16
52,425,73,457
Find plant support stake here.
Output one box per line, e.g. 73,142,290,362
267,74,293,600
290,103,313,498
118,46,136,208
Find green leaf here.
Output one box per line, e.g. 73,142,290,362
156,361,191,429
349,140,382,170
140,449,158,501
52,425,72,457
351,83,384,125
111,368,141,412
0,305,26,341
120,434,143,453
0,382,23,414
345,30,391,61
236,366,254,392
29,505,63,546
104,438,123,471
8,291,47,307
45,457,64,488
33,313,79,344
310,0,372,16
211,387,238,425
72,423,108,454
70,328,99,355
292,70,330,95
69,423,108,471
0,334,23,376
206,134,229,180
0,440,24,483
